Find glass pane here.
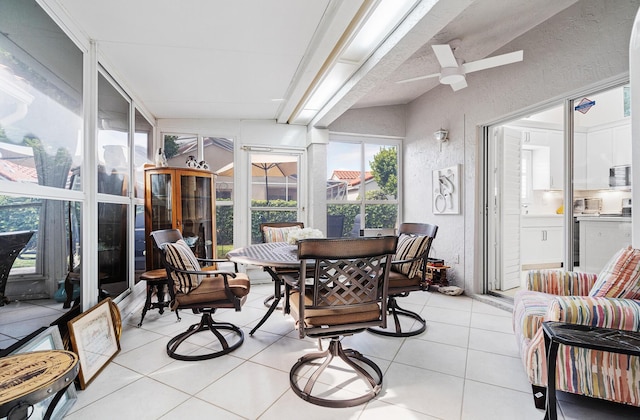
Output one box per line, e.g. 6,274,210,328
206,137,234,258
327,140,399,233
98,203,128,298
0,195,41,276
98,73,129,196
365,144,398,200
250,210,297,244
249,152,300,244
134,204,145,278
180,174,214,259
365,204,398,230
573,85,632,273
163,134,197,166
149,173,173,231
327,142,362,200
134,109,153,199
0,196,81,304
250,153,298,205
327,204,359,238
0,1,83,189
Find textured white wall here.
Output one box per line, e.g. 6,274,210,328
331,0,640,294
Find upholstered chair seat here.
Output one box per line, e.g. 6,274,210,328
513,246,640,409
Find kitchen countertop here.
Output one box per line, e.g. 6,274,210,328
576,215,631,222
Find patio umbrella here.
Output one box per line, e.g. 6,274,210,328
216,154,298,203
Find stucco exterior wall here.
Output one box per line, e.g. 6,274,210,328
330,0,640,294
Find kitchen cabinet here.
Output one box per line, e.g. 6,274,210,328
585,128,613,190
520,216,563,266
579,217,631,273
573,132,587,190
522,129,563,190
612,124,632,166
579,123,631,190
145,167,216,270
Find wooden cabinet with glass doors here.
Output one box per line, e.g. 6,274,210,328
144,167,216,270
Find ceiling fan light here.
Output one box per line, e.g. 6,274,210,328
439,67,465,85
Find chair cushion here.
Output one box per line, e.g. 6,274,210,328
289,291,381,327
391,233,430,278
387,270,421,288
175,274,250,306
262,226,301,243
589,246,640,299
163,239,203,294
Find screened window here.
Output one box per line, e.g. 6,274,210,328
327,137,400,237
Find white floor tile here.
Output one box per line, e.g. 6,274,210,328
65,377,189,420
469,312,514,334
471,300,512,318
461,379,543,420
195,361,290,419
380,362,465,419
426,293,473,312
395,337,468,377
465,349,530,393
158,397,245,419
69,363,143,412
149,353,244,394
418,320,470,348
259,386,365,420
467,328,519,358
421,306,472,327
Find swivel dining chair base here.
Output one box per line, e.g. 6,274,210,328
367,295,427,337
166,310,244,361
289,337,383,408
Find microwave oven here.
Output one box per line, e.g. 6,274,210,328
609,165,631,189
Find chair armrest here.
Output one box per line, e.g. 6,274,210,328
167,263,238,289
547,296,640,331
197,257,239,272
526,269,597,296
392,255,423,265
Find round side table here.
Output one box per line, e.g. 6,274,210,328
0,350,79,420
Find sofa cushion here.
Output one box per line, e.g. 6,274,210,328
163,239,203,294
589,246,640,299
391,234,430,278
262,226,301,243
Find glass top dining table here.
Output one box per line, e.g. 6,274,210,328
227,242,304,335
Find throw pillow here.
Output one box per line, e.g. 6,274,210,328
588,246,640,299
391,233,431,278
262,226,301,243
163,239,203,294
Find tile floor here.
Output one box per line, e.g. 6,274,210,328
2,283,639,419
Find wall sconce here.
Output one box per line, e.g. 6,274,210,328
433,129,448,142
434,128,448,151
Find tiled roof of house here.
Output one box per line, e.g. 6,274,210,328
0,160,38,182
330,170,373,186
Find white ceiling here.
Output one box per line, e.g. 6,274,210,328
56,0,579,127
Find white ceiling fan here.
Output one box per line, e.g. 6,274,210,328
397,42,523,91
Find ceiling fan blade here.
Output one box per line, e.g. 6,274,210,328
450,78,468,91
462,50,523,73
396,72,440,84
432,44,458,68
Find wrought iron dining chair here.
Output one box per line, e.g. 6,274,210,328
286,236,397,407
150,229,250,360
368,222,438,337
259,222,305,309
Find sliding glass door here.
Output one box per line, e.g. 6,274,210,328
486,82,632,298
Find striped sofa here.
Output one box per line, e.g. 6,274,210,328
513,246,640,409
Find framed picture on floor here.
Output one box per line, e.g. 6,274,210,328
9,325,78,420
68,298,120,389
